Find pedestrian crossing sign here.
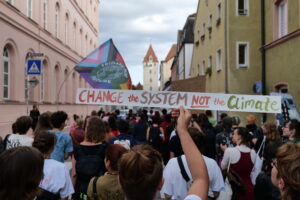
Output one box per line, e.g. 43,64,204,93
27,60,42,75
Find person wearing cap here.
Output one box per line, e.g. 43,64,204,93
232,116,241,129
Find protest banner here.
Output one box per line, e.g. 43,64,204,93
76,88,281,113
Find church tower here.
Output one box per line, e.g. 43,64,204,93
143,45,159,91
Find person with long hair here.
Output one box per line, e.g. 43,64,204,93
271,143,300,200
70,118,85,146
133,113,148,144
87,144,128,200
33,131,74,200
197,113,216,159
108,115,120,137
254,141,281,200
34,111,52,136
221,127,256,200
0,146,44,200
146,116,164,152
118,107,209,200
72,117,107,200
254,121,281,151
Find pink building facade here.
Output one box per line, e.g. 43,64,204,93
0,0,100,135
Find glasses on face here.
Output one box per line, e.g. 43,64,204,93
271,159,277,169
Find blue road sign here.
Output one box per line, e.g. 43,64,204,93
27,60,41,75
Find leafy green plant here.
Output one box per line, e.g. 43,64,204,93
205,67,212,76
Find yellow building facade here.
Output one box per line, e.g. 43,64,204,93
264,0,300,112
191,0,300,122
191,0,263,121
191,0,262,94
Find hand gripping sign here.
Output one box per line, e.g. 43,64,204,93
76,88,281,114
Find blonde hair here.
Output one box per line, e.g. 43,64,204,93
276,143,300,200
119,145,163,200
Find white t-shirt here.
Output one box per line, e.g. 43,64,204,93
184,195,202,200
169,130,177,140
221,145,256,170
39,159,74,198
6,134,33,149
162,155,224,200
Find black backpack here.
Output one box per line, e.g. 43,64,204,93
148,127,162,148
36,189,60,200
0,134,11,153
74,146,105,200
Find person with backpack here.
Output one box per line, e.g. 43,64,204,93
109,120,137,150
33,131,74,200
72,117,107,200
162,127,224,200
87,144,128,200
146,116,164,152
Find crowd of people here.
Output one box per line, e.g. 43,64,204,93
0,106,300,200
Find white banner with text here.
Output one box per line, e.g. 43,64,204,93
76,88,281,113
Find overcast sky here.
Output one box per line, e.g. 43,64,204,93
99,0,198,85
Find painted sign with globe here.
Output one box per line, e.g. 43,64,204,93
74,39,132,90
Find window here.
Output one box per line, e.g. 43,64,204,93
85,34,88,55
197,64,201,75
149,56,153,62
54,65,59,102
65,14,69,45
277,1,288,37
25,53,32,102
217,3,221,24
64,69,68,103
149,69,152,74
55,3,59,38
208,55,212,67
41,60,48,101
27,0,32,18
43,0,48,29
216,49,222,71
237,0,249,16
237,42,249,68
79,29,83,55
3,47,9,99
150,86,152,90
202,60,206,75
201,23,206,40
41,62,44,102
73,22,77,50
150,78,152,83
208,15,213,30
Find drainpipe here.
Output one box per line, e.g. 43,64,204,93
224,0,229,93
261,0,267,122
